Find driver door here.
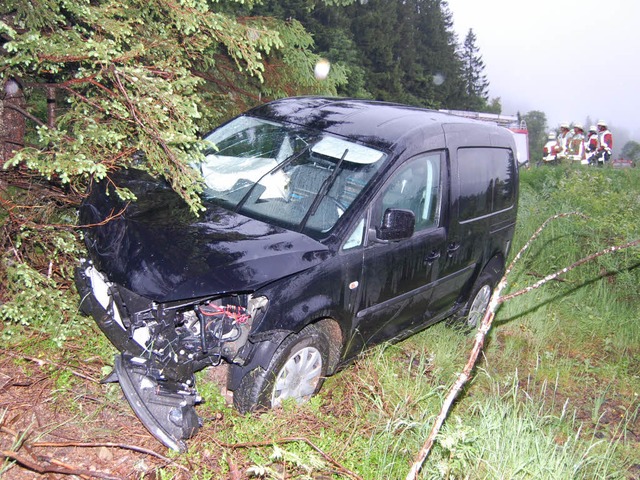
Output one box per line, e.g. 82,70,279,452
353,151,447,346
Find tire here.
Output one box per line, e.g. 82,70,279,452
451,271,497,331
233,324,329,413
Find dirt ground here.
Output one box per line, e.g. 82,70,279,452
2,345,639,479
0,351,354,480
0,350,198,479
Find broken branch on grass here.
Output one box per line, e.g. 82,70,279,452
1,449,120,480
2,417,188,476
29,441,190,475
30,440,181,467
406,212,639,480
499,236,640,304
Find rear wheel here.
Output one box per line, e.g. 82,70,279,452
451,271,498,330
466,282,492,328
233,324,329,413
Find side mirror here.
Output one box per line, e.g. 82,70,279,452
376,208,415,241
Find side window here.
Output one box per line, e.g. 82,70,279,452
458,147,516,221
373,153,442,233
343,217,366,250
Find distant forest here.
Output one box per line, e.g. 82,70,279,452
226,0,500,113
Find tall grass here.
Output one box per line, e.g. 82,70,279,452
429,373,628,479
506,166,640,350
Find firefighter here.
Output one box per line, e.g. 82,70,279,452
556,123,572,162
567,123,586,163
585,125,599,165
542,132,559,164
596,120,613,165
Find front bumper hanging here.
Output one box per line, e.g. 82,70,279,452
112,354,200,452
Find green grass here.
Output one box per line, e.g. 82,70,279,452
2,164,639,478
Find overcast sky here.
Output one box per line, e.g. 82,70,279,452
446,0,640,142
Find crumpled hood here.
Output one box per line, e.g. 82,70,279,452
80,170,330,302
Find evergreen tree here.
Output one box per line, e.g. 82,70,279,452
225,0,473,109
459,28,489,111
410,0,467,109
347,0,406,101
1,0,498,215
0,0,349,212
290,0,372,98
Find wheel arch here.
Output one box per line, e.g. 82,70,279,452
455,252,505,310
227,315,344,391
482,252,506,281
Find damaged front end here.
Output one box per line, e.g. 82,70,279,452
76,259,267,451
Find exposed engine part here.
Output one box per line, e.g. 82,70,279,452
78,261,270,451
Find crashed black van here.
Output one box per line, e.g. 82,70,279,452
76,97,519,451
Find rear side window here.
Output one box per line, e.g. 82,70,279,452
457,147,516,221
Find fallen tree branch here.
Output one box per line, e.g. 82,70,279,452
29,440,185,470
499,237,640,305
1,418,189,476
406,212,638,479
31,441,190,475
1,449,120,479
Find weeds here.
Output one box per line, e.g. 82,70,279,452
434,373,627,479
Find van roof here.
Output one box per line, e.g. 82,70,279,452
247,96,494,152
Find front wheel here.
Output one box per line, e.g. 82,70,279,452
271,344,323,407
233,324,329,413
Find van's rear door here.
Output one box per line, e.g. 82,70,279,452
430,123,518,314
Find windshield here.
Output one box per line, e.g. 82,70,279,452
198,116,387,236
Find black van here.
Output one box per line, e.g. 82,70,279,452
76,97,519,451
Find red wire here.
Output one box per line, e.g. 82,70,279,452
200,303,250,323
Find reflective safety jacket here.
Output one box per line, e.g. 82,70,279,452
586,132,599,152
567,133,585,160
543,139,558,161
556,130,573,157
598,129,613,152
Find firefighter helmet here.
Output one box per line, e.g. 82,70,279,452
573,123,584,131
589,125,597,132
597,120,607,127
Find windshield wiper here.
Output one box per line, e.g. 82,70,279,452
299,148,349,231
234,144,313,211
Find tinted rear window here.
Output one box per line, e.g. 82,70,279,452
457,147,516,221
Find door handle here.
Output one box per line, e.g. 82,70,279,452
446,242,460,257
424,250,441,265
